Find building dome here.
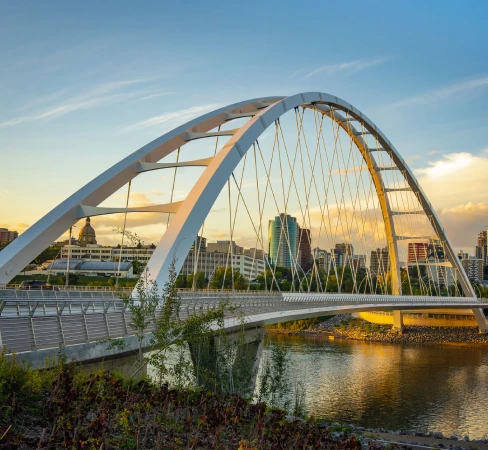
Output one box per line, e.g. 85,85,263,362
78,217,97,246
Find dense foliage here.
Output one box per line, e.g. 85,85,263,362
266,318,320,332
0,356,393,449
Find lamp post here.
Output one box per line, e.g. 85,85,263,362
65,227,72,288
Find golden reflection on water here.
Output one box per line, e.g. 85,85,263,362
264,335,488,439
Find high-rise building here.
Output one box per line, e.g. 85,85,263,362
461,257,484,282
268,214,298,269
190,236,207,252
335,243,354,267
298,227,312,271
313,248,331,273
475,230,488,280
206,240,243,255
457,250,469,260
370,247,389,277
0,228,18,245
243,248,265,259
352,254,366,270
476,230,488,264
427,242,445,261
180,251,266,281
408,242,429,263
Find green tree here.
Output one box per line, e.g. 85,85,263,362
60,273,79,285
34,246,60,265
175,274,187,288
147,260,227,387
122,268,160,368
210,267,248,290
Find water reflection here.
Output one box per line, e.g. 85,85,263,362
264,335,488,439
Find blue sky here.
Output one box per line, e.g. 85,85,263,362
1,1,488,251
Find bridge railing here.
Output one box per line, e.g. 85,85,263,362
0,291,482,354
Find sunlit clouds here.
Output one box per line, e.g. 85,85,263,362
415,151,488,250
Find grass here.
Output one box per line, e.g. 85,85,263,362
9,274,137,287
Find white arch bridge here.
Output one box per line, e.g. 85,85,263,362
0,92,487,364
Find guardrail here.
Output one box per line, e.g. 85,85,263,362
0,291,484,354
1,285,274,294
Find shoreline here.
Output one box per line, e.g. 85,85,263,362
266,315,488,348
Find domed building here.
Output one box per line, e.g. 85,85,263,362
78,217,97,246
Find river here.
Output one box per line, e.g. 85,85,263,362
263,334,488,440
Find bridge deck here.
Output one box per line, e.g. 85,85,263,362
0,290,486,355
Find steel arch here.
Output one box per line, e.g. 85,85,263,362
0,92,475,301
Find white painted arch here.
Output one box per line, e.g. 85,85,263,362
0,92,476,301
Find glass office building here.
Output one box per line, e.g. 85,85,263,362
268,214,299,269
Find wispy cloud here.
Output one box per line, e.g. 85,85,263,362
133,92,176,102
304,57,389,79
290,68,306,79
0,78,158,128
120,104,222,133
387,76,488,109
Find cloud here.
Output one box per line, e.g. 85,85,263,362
437,203,488,249
415,152,473,179
120,103,222,133
387,76,488,109
290,68,306,79
0,223,30,234
413,152,488,211
0,78,158,128
412,151,488,249
305,57,389,79
210,233,227,239
77,213,169,231
132,92,176,102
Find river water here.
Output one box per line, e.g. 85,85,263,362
264,334,488,439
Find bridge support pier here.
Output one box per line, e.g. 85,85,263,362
392,310,404,333
189,327,264,397
472,308,488,334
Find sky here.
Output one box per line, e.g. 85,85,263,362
1,0,488,254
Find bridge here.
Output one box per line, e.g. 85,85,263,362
0,92,487,366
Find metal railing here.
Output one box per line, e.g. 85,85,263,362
0,291,484,354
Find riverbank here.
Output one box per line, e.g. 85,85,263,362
345,423,488,450
4,354,488,449
268,315,488,346
0,357,400,449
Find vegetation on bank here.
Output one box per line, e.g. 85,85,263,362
0,257,391,449
0,354,385,449
266,318,321,332
8,274,138,287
